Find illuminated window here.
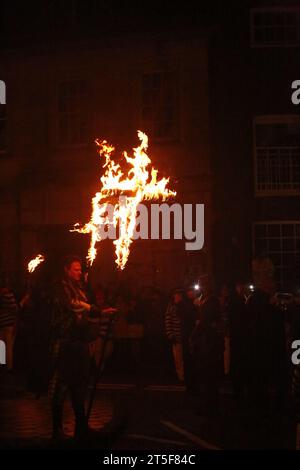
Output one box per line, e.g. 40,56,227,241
254,116,300,195
253,221,300,288
141,71,178,141
58,80,89,145
251,7,300,47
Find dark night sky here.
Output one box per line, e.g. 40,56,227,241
0,0,226,46
1,1,299,46
3,1,290,50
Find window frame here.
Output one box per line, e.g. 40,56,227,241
252,220,300,289
250,6,300,48
140,69,180,144
56,78,90,148
253,115,300,197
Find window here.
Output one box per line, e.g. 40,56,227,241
253,221,300,289
254,116,300,195
0,105,6,152
251,7,300,47
141,71,178,141
58,80,89,146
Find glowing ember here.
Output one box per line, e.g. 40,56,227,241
28,254,45,273
73,130,176,270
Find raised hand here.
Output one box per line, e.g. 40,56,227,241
102,307,118,315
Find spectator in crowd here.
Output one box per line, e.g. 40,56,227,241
0,274,18,372
218,283,230,376
227,280,249,404
165,288,197,391
190,276,224,416
246,278,287,415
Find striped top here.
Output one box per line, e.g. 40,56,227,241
0,290,18,328
165,303,182,343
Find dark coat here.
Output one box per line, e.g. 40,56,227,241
190,296,224,378
246,289,286,387
228,293,248,379
48,278,96,396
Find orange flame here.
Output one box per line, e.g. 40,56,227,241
28,254,45,273
73,131,176,270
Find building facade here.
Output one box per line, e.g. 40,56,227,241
0,8,212,292
210,1,300,290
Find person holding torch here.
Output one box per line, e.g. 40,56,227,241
48,255,116,442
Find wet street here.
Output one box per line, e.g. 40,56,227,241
0,369,297,450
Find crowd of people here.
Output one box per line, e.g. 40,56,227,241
1,256,300,440
165,277,300,418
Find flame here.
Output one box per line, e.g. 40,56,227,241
28,254,45,273
73,130,176,270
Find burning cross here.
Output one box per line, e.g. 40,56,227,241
73,131,176,270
